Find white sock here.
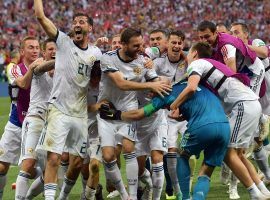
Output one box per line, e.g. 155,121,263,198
167,152,180,194
230,173,238,189
58,176,76,200
139,168,153,189
103,159,128,199
254,146,270,180
26,175,44,199
152,162,164,200
0,173,7,199
123,152,138,199
257,181,270,195
15,171,31,200
44,183,57,200
85,185,96,200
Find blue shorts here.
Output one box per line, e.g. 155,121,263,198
179,122,230,167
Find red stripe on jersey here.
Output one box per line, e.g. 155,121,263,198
11,66,19,78
221,46,228,60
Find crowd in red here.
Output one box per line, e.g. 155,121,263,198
1,0,270,76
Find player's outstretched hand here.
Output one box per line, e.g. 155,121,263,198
99,103,122,120
143,57,154,69
95,37,109,47
148,81,172,98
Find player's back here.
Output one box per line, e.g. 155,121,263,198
171,82,228,132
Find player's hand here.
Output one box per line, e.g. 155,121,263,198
168,108,185,121
29,58,44,72
170,100,179,110
148,81,172,98
95,37,109,47
99,103,122,120
143,57,153,69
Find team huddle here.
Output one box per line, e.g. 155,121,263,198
1,0,270,200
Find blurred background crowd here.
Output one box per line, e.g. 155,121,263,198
1,0,270,81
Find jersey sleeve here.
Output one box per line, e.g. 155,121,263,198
186,60,205,77
221,44,236,61
8,64,23,85
100,54,119,73
55,30,70,48
144,47,160,60
144,68,158,81
252,39,266,47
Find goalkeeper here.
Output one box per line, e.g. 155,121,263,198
99,80,230,200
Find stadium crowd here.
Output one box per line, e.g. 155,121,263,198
1,0,270,68
2,0,270,200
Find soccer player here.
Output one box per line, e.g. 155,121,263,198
15,38,56,200
171,42,270,200
98,80,230,200
151,30,188,199
34,1,102,199
111,34,122,50
5,50,20,84
149,29,168,56
97,27,171,200
0,36,40,199
216,22,229,34
197,20,265,96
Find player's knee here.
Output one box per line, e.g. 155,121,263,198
47,152,61,168
0,161,10,174
90,161,100,174
61,152,69,163
102,148,115,162
21,159,36,173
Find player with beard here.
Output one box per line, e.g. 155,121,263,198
97,27,171,200
34,1,102,199
0,36,40,200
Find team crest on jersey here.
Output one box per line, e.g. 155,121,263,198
178,62,185,69
133,66,142,75
0,149,4,156
88,56,96,65
46,138,54,147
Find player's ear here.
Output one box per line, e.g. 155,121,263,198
88,25,92,33
193,50,198,59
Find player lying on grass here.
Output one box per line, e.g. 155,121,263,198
99,80,230,200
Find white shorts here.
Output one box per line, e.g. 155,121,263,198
83,122,102,164
228,100,261,148
249,58,265,96
20,116,45,162
167,118,187,149
136,113,168,157
97,114,136,147
36,104,88,158
259,70,270,114
0,121,22,165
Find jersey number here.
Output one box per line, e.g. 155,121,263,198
78,63,89,76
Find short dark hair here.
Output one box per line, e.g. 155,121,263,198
191,42,212,58
120,28,142,44
231,22,249,34
197,21,216,33
42,38,56,51
168,30,185,41
216,22,227,27
149,29,169,38
73,13,93,26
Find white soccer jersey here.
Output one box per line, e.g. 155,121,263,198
187,59,258,113
98,49,158,111
252,39,270,68
154,54,187,84
144,47,160,60
27,73,53,119
49,31,102,118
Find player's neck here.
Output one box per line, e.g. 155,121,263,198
23,59,32,68
118,49,135,62
73,39,89,50
168,53,181,63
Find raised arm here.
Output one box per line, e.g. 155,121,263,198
248,45,268,59
34,0,57,39
107,71,171,97
33,60,55,75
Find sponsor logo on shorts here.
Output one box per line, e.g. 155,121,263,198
27,148,34,154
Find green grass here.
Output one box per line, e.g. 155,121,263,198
0,97,252,199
